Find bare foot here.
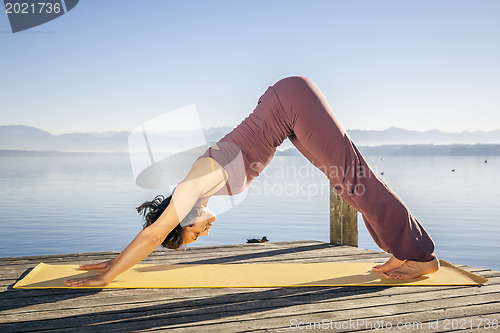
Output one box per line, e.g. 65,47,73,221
372,255,405,273
383,258,440,280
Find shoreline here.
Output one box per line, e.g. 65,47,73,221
2,143,499,157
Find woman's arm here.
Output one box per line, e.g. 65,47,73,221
64,181,203,287
64,157,226,287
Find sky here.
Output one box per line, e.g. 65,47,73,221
1,0,499,135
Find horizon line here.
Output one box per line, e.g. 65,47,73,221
1,124,499,136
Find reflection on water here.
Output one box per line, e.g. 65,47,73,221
0,154,499,271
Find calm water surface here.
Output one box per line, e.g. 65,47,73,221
0,154,499,270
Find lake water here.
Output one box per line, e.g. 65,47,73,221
0,154,499,271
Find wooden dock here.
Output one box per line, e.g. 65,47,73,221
1,240,499,332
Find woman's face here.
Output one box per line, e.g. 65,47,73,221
181,206,216,245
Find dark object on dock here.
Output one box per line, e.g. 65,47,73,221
246,236,268,243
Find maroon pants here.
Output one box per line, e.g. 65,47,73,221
272,77,436,262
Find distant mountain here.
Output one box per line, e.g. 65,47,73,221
359,144,500,156
0,125,129,152
0,125,234,152
1,125,500,152
276,144,500,156
347,127,500,146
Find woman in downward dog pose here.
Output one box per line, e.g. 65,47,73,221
65,76,439,287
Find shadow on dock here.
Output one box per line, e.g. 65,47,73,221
1,285,386,332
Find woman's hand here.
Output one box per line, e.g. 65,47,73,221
78,259,116,272
64,274,110,287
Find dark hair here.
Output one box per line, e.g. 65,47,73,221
136,193,201,249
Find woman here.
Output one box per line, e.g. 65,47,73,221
64,76,439,287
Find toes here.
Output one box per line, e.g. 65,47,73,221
383,271,401,279
383,271,412,280
372,262,393,272
373,256,406,273
373,265,392,273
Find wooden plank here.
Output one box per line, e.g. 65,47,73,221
146,289,500,332
0,241,334,269
3,286,496,333
0,241,497,333
188,302,500,333
0,243,492,290
0,245,387,271
0,244,390,280
1,275,498,324
0,241,327,263
1,267,495,311
1,270,497,327
2,266,493,308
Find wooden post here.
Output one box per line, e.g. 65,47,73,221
329,184,358,246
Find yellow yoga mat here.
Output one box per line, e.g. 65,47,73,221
13,260,487,289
